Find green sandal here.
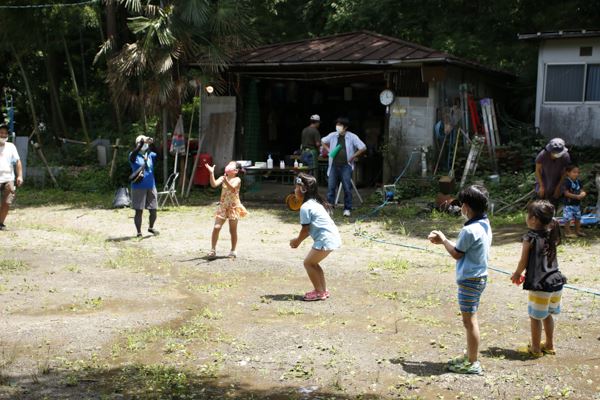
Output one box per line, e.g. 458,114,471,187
447,355,467,366
541,342,556,355
447,360,483,375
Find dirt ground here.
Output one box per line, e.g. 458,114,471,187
1,198,599,399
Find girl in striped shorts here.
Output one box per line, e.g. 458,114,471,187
511,200,567,357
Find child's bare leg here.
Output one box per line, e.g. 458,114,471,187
211,217,225,251
564,220,573,236
574,219,585,236
461,312,480,363
530,317,543,353
228,219,238,251
303,249,331,292
315,264,326,291
542,315,554,350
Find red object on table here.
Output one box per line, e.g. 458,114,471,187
193,153,212,186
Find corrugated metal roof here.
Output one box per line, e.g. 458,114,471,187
230,31,511,76
518,30,600,40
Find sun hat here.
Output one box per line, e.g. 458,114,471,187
545,138,568,158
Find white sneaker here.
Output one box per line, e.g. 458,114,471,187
343,210,351,217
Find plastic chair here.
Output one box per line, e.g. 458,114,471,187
157,172,180,208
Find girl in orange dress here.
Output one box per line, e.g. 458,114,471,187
206,161,248,258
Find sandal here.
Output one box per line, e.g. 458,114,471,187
526,344,543,358
541,341,556,355
228,250,237,258
303,290,327,301
207,249,216,258
447,360,482,375
447,355,467,366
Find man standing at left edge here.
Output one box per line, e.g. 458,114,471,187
0,124,23,230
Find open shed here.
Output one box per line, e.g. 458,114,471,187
204,31,514,183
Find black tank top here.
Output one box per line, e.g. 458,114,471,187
522,230,567,292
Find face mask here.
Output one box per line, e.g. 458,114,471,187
336,125,344,133
141,144,149,152
0,138,7,144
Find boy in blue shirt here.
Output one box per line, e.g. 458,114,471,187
562,164,587,237
429,185,492,374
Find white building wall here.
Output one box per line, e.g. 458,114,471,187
535,37,600,145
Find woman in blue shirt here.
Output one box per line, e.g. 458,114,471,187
129,135,159,237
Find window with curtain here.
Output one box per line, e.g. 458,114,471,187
586,64,600,101
544,64,584,102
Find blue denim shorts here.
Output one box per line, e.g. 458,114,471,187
563,205,581,221
457,277,487,313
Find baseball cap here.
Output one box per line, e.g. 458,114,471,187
310,114,320,122
545,138,568,158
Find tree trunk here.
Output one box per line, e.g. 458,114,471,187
11,45,40,143
44,50,69,138
62,36,90,144
162,108,169,183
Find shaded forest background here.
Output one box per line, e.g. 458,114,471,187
0,0,599,173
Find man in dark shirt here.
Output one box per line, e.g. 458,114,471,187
535,138,571,207
300,114,321,174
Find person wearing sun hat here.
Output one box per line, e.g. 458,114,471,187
535,138,571,207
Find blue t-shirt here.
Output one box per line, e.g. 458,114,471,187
129,151,157,190
454,216,492,281
299,199,341,250
563,178,581,206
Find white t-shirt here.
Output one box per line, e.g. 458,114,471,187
0,142,20,183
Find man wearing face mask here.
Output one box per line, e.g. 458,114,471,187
321,117,366,217
535,138,571,207
129,135,159,237
0,124,23,230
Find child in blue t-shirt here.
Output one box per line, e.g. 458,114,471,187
562,164,587,237
428,185,492,375
289,173,341,301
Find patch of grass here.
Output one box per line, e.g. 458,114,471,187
65,296,104,312
16,187,113,208
276,306,304,316
0,259,29,274
489,211,525,227
117,315,214,355
200,307,223,320
106,247,153,270
367,257,410,276
281,359,314,380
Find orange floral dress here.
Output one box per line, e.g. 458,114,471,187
215,180,248,220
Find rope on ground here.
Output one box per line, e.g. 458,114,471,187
352,154,600,297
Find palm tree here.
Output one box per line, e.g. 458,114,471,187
97,0,255,125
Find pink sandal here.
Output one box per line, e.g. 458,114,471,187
303,290,328,301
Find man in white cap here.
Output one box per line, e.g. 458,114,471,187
0,124,23,230
300,114,321,175
535,138,571,206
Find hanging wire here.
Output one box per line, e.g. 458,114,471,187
0,0,98,9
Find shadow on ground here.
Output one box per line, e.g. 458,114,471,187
0,364,384,400
261,294,305,302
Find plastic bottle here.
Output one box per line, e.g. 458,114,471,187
293,159,299,168
280,160,285,169
267,154,273,169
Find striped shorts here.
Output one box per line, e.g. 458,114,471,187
457,277,487,313
528,290,562,320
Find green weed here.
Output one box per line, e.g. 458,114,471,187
0,259,29,274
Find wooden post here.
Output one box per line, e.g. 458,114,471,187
32,142,59,188
110,138,121,179
185,87,203,198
